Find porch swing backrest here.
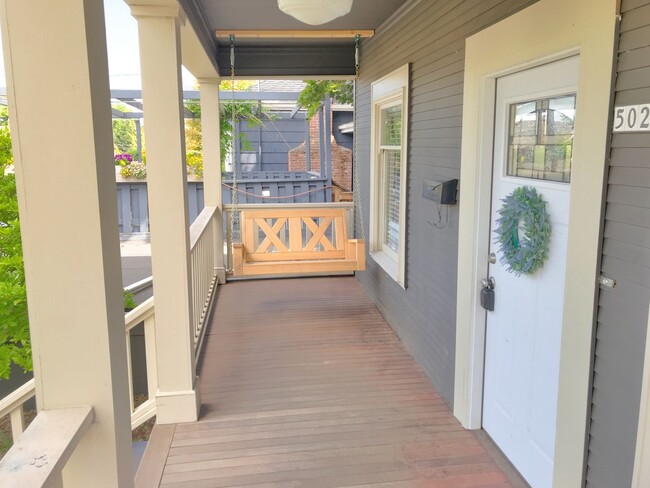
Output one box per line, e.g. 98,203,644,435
231,207,365,276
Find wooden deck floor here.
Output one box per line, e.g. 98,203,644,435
137,277,524,488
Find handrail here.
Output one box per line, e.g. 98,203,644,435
0,378,35,420
125,296,155,333
190,206,217,250
188,206,220,360
0,379,35,442
124,275,153,294
0,407,94,487
224,202,355,210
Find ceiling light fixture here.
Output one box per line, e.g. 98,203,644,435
277,0,353,26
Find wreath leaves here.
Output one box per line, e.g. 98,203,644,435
494,186,551,276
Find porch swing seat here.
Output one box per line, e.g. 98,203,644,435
231,207,365,277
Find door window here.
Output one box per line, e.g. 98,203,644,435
507,94,576,183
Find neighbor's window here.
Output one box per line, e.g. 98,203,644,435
370,64,409,287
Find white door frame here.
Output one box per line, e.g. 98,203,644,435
632,303,650,487
453,0,617,486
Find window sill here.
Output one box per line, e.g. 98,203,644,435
370,250,404,288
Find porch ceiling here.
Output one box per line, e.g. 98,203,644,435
180,0,409,78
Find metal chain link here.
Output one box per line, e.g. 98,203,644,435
228,35,238,272
352,34,366,241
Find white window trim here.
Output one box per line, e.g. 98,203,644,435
369,64,409,288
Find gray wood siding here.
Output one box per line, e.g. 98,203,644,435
238,114,306,172
116,182,204,234
355,0,535,406
586,1,650,486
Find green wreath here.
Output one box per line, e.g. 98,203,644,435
494,186,551,276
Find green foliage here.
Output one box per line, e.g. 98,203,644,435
123,290,136,311
185,81,262,173
220,100,264,170
112,104,137,154
494,186,551,276
0,107,30,378
298,81,353,119
186,150,203,180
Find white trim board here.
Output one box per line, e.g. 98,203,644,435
453,0,617,486
632,303,650,487
369,63,409,288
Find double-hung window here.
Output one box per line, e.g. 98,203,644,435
370,65,409,287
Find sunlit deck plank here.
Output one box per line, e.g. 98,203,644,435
138,276,524,488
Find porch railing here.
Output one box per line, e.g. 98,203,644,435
189,206,219,357
125,297,157,429
0,205,223,484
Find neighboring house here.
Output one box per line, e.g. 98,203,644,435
1,1,649,488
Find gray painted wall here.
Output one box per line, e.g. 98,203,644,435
237,113,306,172
355,0,536,406
117,182,204,234
586,1,650,486
222,171,330,204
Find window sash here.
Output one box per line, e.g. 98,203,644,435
380,148,401,259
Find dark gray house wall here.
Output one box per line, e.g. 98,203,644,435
332,111,353,150
237,113,306,172
355,0,536,406
586,1,650,486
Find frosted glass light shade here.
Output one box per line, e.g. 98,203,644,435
277,0,353,25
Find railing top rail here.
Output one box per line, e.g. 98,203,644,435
224,202,354,211
190,206,218,250
0,406,94,487
0,378,35,419
125,296,155,332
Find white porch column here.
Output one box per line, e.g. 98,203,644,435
129,3,200,423
198,79,226,283
0,1,132,486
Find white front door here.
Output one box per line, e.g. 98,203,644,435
483,56,579,488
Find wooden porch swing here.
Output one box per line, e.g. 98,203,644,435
227,34,366,277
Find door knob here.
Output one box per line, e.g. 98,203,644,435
488,252,497,264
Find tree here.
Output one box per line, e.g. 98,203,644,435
0,107,30,378
112,104,137,154
298,81,353,119
186,80,264,173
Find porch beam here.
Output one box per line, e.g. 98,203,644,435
128,2,200,424
215,29,374,39
198,79,226,283
216,45,356,78
0,0,132,485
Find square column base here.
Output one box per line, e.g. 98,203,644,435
216,267,227,284
155,377,201,424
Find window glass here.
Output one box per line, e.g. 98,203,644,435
382,149,401,253
381,106,402,146
507,94,576,183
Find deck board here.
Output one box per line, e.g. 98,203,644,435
140,277,524,487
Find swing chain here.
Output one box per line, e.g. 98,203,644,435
352,34,365,241
228,34,239,273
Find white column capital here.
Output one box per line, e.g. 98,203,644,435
128,3,185,23
197,78,221,86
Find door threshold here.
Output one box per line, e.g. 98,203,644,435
475,429,531,488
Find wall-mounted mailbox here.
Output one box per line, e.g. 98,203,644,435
422,178,458,205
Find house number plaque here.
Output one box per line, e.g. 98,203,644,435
613,104,650,132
